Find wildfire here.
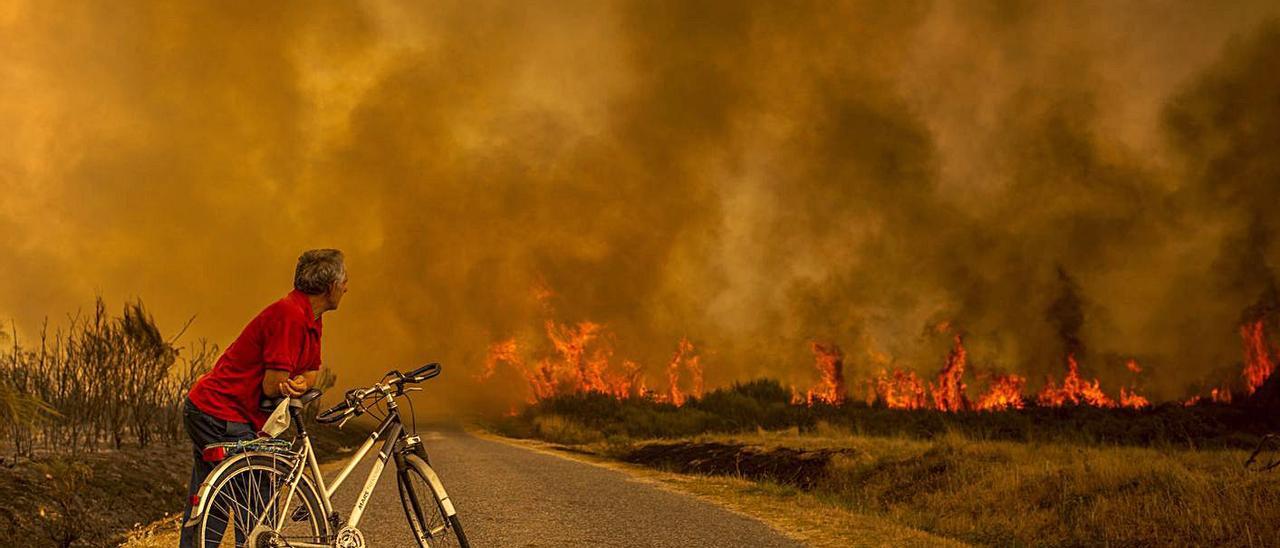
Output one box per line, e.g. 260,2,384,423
1183,318,1275,405
930,334,968,411
666,338,703,406
477,290,1274,414
803,342,847,405
1242,319,1276,395
974,374,1026,411
480,319,661,403
867,369,928,409
1118,387,1150,409
1036,353,1116,408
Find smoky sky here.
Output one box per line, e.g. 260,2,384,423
2,1,1279,414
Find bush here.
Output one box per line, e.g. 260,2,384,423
516,384,1280,450
533,415,605,445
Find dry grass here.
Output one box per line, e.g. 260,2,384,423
526,419,1280,546
531,413,607,445
819,429,1280,546
119,514,180,548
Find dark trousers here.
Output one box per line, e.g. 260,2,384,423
179,398,257,548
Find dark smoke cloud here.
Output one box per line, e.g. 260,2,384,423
2,1,1279,414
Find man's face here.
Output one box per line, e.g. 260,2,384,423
328,272,349,310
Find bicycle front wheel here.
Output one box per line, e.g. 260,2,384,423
397,453,468,547
198,453,328,547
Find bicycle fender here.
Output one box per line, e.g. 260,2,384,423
183,451,298,529
413,458,457,517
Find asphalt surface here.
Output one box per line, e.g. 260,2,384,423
326,429,803,547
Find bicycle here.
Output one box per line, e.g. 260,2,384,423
184,363,469,548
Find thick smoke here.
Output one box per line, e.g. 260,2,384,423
2,1,1279,414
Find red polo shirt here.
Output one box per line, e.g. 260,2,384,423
188,290,323,429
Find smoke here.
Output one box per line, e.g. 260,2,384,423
2,1,1279,414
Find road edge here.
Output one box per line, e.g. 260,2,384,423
466,428,967,548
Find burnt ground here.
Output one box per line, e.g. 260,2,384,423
0,421,370,548
621,442,851,490
0,444,190,548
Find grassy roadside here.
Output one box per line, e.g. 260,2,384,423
495,414,1280,546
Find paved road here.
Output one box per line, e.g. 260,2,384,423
326,428,803,547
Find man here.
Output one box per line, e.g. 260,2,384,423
179,249,348,548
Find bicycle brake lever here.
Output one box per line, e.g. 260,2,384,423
337,415,352,429
404,387,423,393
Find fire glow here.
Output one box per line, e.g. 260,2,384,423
480,312,1279,413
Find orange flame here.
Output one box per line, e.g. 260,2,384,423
482,319,662,402
665,338,703,406
1036,353,1116,408
1118,387,1150,409
975,374,1026,411
479,296,1279,412
804,342,847,405
1241,319,1275,395
929,334,968,411
867,369,928,409
544,320,607,393
1117,359,1150,409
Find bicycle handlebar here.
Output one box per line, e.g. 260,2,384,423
315,363,443,424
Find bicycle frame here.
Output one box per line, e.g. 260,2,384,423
278,391,409,547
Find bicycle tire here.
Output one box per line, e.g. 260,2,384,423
397,453,469,547
198,453,329,547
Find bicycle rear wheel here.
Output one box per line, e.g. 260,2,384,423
397,453,468,547
198,453,328,547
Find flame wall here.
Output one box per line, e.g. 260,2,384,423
2,1,1279,414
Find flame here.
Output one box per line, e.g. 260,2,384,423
476,338,517,381
930,334,968,411
867,369,928,409
804,342,847,405
1184,385,1233,406
478,293,1274,413
1118,387,1150,409
1212,387,1233,403
1115,358,1150,409
482,319,662,403
667,339,692,406
1036,353,1116,408
1182,319,1274,404
544,320,607,393
975,374,1026,411
657,338,705,406
1241,319,1276,395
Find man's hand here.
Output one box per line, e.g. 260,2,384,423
263,369,318,397
279,375,308,398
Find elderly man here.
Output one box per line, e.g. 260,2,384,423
179,249,348,548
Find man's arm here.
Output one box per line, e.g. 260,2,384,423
263,369,318,397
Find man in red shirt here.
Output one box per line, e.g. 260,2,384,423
180,249,348,548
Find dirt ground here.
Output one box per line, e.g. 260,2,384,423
2,420,370,547
0,443,190,547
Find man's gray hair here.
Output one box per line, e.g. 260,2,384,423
294,249,346,295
